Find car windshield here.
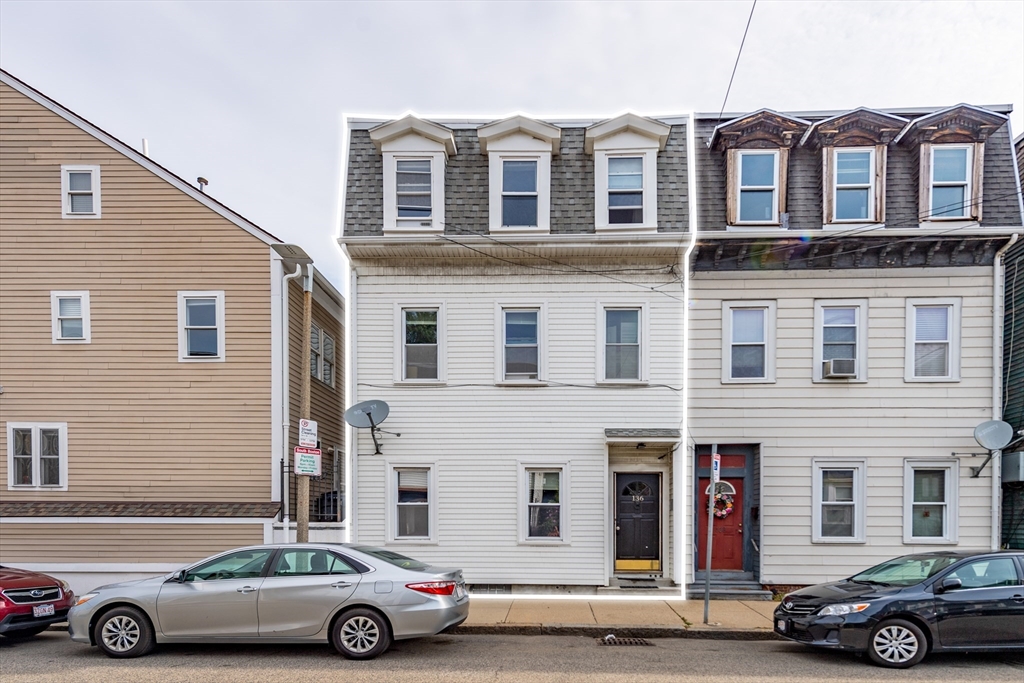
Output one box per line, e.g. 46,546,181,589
350,546,430,571
850,555,960,586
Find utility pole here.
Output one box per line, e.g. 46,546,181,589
296,264,313,543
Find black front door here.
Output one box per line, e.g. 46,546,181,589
615,473,660,572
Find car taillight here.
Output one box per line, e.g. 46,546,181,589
406,581,457,596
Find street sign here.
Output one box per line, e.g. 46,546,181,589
712,453,721,483
294,446,321,476
299,419,318,448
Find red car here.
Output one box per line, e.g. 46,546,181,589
0,565,75,639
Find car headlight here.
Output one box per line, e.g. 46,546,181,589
60,580,73,594
74,593,98,607
818,602,870,616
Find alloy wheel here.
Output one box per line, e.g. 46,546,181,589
340,615,380,654
872,624,919,663
101,615,141,653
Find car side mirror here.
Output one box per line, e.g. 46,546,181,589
174,570,188,583
938,577,962,593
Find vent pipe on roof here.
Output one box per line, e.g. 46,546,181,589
197,177,208,193
142,139,149,157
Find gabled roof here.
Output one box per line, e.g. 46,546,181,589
368,114,457,156
584,112,671,154
477,114,561,155
893,103,1008,145
709,109,811,150
799,107,909,148
0,69,281,245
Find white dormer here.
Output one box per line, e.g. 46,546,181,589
370,115,456,235
477,115,560,234
586,113,670,232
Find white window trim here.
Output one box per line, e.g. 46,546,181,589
903,459,959,544
50,290,91,344
811,458,866,543
733,150,780,226
595,303,649,384
828,146,878,224
385,461,438,544
904,298,961,382
495,302,548,385
60,165,101,219
177,291,226,363
382,152,446,234
721,300,777,384
812,299,868,382
517,459,571,545
594,150,658,232
393,303,446,384
7,422,69,491
488,152,551,234
927,144,974,221
311,323,336,387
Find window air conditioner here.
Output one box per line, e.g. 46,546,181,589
823,358,857,378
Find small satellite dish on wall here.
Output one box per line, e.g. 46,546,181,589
344,400,399,454
974,420,1013,451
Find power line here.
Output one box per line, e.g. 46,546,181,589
715,0,758,125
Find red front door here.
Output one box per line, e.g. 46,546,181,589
697,476,744,571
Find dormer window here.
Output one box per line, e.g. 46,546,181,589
369,115,456,234
737,151,779,223
586,113,669,232
833,148,874,221
929,145,972,218
479,115,560,234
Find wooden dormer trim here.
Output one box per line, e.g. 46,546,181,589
894,104,1007,146
709,109,811,151
800,108,909,148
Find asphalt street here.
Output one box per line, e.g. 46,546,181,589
2,631,1022,683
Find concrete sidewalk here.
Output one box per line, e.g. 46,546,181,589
455,596,781,640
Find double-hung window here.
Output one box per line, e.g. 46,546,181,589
518,462,569,543
388,463,436,543
833,148,874,221
603,308,641,381
903,460,958,543
177,291,225,362
607,157,644,224
61,165,101,219
501,308,541,381
929,146,972,219
812,459,865,543
722,301,776,383
399,307,440,381
813,300,867,381
7,423,68,490
905,298,961,382
50,291,91,343
310,323,336,386
501,160,539,227
395,160,432,225
737,151,779,223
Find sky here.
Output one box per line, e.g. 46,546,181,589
1,0,1021,291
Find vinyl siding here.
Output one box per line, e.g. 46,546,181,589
691,266,998,585
0,82,275,502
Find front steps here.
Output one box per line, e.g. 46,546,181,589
687,571,774,600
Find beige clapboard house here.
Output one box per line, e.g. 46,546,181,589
0,70,344,593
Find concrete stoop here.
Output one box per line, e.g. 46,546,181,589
685,582,774,601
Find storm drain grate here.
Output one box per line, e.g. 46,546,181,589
596,636,654,646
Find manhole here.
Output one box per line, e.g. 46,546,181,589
596,636,654,646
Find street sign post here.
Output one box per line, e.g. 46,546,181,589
704,450,721,624
294,446,322,476
712,453,721,483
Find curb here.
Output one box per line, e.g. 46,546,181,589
453,624,782,640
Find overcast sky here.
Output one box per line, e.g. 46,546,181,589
2,0,1021,291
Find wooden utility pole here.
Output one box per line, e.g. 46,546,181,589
297,265,313,543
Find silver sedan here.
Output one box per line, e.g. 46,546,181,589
68,543,469,660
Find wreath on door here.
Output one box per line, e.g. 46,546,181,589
709,492,734,519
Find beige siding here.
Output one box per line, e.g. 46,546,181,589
691,267,997,585
0,83,274,502
0,522,265,563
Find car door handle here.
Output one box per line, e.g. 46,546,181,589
331,581,353,589
236,586,257,594
1013,594,1023,604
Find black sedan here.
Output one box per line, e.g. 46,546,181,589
774,550,1024,668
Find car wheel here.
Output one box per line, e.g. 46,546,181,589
331,608,392,660
93,606,155,658
868,618,927,669
1,624,50,639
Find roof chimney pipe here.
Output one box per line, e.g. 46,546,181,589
197,177,208,193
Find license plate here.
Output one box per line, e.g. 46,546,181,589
455,584,467,599
777,619,786,632
33,603,55,618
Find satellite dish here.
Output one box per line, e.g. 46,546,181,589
344,400,390,429
344,400,398,454
974,420,1013,451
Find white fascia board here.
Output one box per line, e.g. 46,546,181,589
477,115,561,155
585,113,671,154
0,70,281,247
368,114,457,156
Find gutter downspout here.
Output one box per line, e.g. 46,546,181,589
345,260,357,543
281,263,303,534
992,232,1019,550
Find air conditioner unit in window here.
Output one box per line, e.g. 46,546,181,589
823,358,857,378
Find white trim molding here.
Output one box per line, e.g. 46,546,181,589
811,458,866,543
812,299,868,382
177,290,226,362
903,459,959,544
6,422,69,491
60,164,101,219
517,458,571,545
596,302,649,384
904,297,962,382
384,460,438,544
393,303,446,384
721,300,776,383
50,290,91,344
495,302,548,385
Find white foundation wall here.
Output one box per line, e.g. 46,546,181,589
349,258,684,586
689,266,998,586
